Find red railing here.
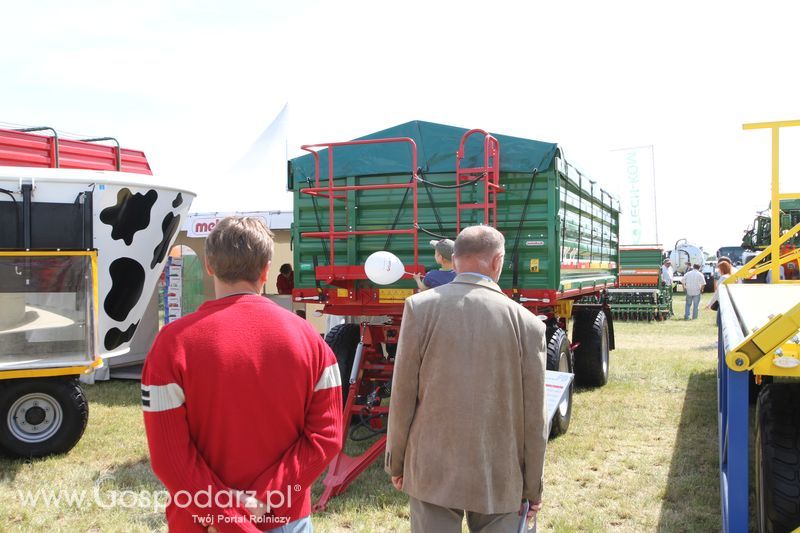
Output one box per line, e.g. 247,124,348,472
456,129,502,231
0,127,152,175
299,137,421,277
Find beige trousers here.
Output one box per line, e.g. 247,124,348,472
410,497,521,533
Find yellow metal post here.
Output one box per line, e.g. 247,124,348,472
771,127,780,283
742,120,800,284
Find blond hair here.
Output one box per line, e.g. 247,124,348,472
205,216,274,283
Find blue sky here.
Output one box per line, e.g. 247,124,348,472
2,0,800,252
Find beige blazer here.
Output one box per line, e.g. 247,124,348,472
385,273,548,514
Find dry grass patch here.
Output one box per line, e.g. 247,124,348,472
0,293,722,532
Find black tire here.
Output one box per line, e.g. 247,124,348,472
324,323,360,405
749,373,774,405
572,309,610,387
0,378,88,458
755,383,800,533
545,328,572,438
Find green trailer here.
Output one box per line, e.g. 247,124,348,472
608,245,672,321
288,121,620,508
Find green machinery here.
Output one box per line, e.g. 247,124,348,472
607,246,672,321
287,121,621,509
288,121,621,306
742,199,800,251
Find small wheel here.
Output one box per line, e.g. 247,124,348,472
0,378,88,457
545,328,572,438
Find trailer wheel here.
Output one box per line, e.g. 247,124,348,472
324,324,360,405
0,378,88,458
545,328,572,438
572,309,610,387
755,383,800,533
749,373,773,405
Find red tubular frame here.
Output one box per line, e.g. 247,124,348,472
299,137,421,272
314,322,396,511
455,129,503,232
0,127,152,175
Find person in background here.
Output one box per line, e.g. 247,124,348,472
707,259,734,310
683,263,706,320
717,255,735,271
661,259,673,287
387,226,547,532
276,263,294,294
413,239,456,290
142,217,342,532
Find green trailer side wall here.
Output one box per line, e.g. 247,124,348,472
290,121,619,294
619,248,663,270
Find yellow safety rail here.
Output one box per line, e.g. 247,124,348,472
0,250,102,380
724,120,800,377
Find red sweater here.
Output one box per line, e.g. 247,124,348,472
142,294,343,532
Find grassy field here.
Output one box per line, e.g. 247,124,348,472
0,293,723,532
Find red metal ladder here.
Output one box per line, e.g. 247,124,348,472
455,129,503,232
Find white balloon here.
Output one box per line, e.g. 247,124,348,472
364,251,406,285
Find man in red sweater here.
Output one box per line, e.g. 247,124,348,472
142,216,343,532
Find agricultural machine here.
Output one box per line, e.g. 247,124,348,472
607,245,672,321
288,120,620,509
740,200,800,282
0,126,193,457
668,239,715,292
717,119,800,532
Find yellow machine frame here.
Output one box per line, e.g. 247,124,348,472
0,250,103,380
724,120,800,377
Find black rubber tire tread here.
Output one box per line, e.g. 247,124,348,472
572,309,610,387
545,328,572,438
749,373,774,405
324,323,360,405
755,383,800,533
0,378,88,458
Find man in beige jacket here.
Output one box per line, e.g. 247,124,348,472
385,225,548,532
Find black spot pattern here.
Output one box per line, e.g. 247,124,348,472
104,321,140,351
151,213,181,269
104,258,145,322
172,193,183,208
99,188,158,245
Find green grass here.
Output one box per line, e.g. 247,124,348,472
0,294,722,532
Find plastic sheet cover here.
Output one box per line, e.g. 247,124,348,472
289,120,559,187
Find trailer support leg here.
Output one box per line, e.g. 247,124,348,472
313,436,386,512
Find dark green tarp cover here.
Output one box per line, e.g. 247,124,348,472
288,120,558,187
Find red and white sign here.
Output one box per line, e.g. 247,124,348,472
187,216,223,238
186,213,272,238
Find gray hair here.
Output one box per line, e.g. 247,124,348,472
454,226,505,259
